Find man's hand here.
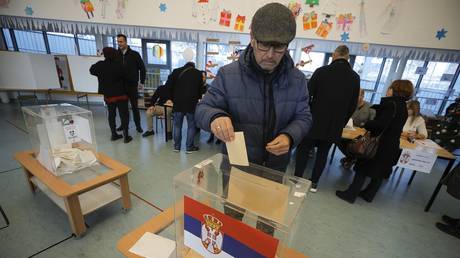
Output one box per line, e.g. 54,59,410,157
211,117,235,142
266,134,291,156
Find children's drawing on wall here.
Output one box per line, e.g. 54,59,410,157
0,0,9,8
192,0,220,25
358,0,367,37
116,0,128,19
340,32,350,42
296,44,314,68
234,15,246,32
205,60,218,79
305,0,319,8
159,3,167,13
380,0,403,35
80,0,95,19
219,9,232,27
24,4,33,16
99,0,108,19
303,11,318,30
436,28,447,40
336,13,354,31
316,18,332,38
320,0,337,18
54,56,72,91
288,1,302,18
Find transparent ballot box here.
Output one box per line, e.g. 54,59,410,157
173,154,311,258
22,103,98,176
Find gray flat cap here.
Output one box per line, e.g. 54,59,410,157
251,3,296,44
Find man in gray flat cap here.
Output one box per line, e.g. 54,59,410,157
196,3,312,172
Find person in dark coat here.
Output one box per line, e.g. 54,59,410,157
336,80,414,204
195,3,312,172
167,62,205,153
116,34,146,133
90,47,132,143
142,84,172,138
294,45,360,192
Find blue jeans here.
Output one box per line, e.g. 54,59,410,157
173,112,196,150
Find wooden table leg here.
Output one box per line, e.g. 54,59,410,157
22,167,36,193
64,195,86,236
119,175,132,210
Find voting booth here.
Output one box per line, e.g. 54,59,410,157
22,104,98,176
173,154,311,258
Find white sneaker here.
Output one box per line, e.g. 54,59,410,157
310,183,318,193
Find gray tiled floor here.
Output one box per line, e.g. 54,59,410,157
0,102,459,258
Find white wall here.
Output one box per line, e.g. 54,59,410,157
0,0,459,50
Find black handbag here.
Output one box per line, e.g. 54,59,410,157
347,102,396,159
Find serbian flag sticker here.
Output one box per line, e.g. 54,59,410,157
184,196,279,258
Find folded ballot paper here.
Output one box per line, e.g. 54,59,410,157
129,232,176,258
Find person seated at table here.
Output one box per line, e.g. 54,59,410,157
90,47,132,143
336,80,414,204
142,85,173,138
339,89,376,169
401,100,427,141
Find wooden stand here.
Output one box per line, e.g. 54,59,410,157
15,151,132,237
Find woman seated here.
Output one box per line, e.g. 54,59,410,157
402,100,427,141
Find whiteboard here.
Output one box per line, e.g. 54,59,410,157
67,55,103,93
0,51,61,90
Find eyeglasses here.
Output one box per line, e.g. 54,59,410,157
255,40,287,54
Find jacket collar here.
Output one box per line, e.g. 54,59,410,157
118,46,131,54
329,58,350,67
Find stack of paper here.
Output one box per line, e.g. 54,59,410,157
129,232,176,258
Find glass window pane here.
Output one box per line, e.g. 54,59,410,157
14,30,47,54
353,56,383,91
416,62,458,115
2,28,14,50
146,42,168,65
105,36,114,48
298,52,325,78
77,34,97,56
373,58,394,104
401,59,425,86
171,41,198,69
205,43,245,77
47,32,77,55
127,38,142,53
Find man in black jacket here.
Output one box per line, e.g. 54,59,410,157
116,34,146,133
142,85,173,138
167,62,205,153
294,45,360,192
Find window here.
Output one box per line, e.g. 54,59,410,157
353,56,384,101
401,59,425,86
105,36,115,48
205,43,245,76
298,51,325,78
47,32,77,55
2,28,14,50
372,58,395,103
171,41,198,69
127,38,142,53
416,62,458,115
14,30,47,54
77,34,97,56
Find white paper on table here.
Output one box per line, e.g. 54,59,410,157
397,148,437,174
345,118,354,129
415,139,440,149
129,232,176,258
73,115,92,144
225,131,249,166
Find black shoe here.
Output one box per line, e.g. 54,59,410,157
436,222,460,239
215,139,221,145
116,126,123,132
136,127,143,133
336,190,355,204
442,215,460,226
358,191,373,203
124,136,133,143
111,134,123,141
207,136,214,144
166,132,173,140
142,130,155,137
186,146,199,154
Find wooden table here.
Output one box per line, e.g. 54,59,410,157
117,203,309,258
333,128,456,212
14,151,132,237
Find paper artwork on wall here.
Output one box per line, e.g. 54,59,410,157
159,3,167,13
234,15,246,32
24,4,33,16
320,0,338,18
0,0,9,8
336,13,354,31
99,0,108,19
340,32,350,42
192,0,220,25
219,9,232,27
436,28,447,40
305,0,319,8
362,43,370,52
315,19,332,38
80,0,95,19
380,0,403,35
295,44,314,68
116,0,128,19
152,45,165,58
358,0,367,37
303,11,318,30
288,1,302,17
